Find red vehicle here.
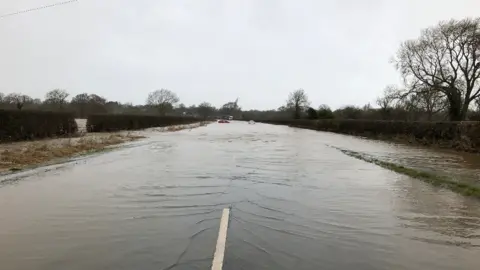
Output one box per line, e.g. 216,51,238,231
217,120,230,123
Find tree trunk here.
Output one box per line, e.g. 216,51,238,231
447,93,464,121
426,111,432,121
294,105,301,119
448,107,463,121
293,110,300,119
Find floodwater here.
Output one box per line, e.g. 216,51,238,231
0,122,479,270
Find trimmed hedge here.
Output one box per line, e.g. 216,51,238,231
0,109,78,142
87,114,200,132
256,119,480,152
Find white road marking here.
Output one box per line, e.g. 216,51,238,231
211,208,230,270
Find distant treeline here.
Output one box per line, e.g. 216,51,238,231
241,103,480,122
0,89,241,120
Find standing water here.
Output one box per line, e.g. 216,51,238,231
0,122,479,270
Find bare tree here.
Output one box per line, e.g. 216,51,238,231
88,94,107,105
4,93,33,110
392,84,448,121
71,93,89,104
71,93,89,117
394,92,420,121
70,93,107,117
146,89,179,115
44,89,69,109
286,89,310,119
415,88,447,120
395,18,480,120
88,94,108,114
220,98,241,118
197,102,215,119
376,85,398,119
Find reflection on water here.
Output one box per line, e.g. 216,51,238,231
0,122,479,270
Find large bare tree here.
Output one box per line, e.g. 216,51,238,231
146,89,179,115
395,18,480,120
286,89,310,119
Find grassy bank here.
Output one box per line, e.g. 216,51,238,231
333,147,480,199
0,122,210,173
0,133,144,172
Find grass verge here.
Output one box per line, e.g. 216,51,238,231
0,122,210,173
335,147,480,199
0,133,144,172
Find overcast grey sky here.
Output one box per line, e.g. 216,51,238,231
0,0,479,110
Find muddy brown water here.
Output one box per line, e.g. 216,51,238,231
0,122,479,270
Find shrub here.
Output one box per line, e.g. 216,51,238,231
87,114,199,132
0,109,77,142
306,107,318,119
317,105,334,119
334,106,364,119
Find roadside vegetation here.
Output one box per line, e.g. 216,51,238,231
86,114,199,132
334,147,480,199
0,133,144,172
0,121,209,173
0,82,212,172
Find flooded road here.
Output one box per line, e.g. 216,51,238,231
1,122,479,270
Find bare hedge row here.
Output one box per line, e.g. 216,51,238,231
86,114,200,132
0,109,78,142
257,119,480,152
0,110,200,143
